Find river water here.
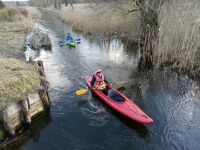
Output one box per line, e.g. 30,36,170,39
6,10,200,150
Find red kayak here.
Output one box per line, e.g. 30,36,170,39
86,75,153,125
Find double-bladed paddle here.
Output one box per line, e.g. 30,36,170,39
66,80,135,96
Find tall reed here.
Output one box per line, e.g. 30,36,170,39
59,4,140,41
155,0,200,71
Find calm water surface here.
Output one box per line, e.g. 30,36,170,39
6,11,200,150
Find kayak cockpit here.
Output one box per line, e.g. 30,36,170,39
108,89,125,102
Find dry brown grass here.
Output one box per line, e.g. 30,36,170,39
0,7,29,21
0,58,41,110
0,7,42,110
59,4,140,41
155,0,200,72
0,8,10,17
26,6,41,20
0,7,41,58
0,19,33,58
9,7,28,17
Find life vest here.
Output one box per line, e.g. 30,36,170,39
66,35,73,42
93,71,106,90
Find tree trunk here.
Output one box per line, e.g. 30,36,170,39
43,0,49,7
64,0,68,7
54,0,61,9
138,0,159,70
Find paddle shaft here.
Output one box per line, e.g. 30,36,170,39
112,80,140,85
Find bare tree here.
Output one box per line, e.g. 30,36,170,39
0,0,5,8
69,0,74,9
43,0,49,7
54,0,61,9
64,0,68,7
30,0,62,9
93,0,164,69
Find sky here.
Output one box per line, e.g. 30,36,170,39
2,0,29,1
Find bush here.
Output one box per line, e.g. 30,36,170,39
8,8,28,17
0,8,28,21
0,0,5,8
0,8,10,18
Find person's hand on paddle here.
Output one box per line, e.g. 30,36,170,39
106,82,112,87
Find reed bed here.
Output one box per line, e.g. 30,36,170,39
155,0,200,74
59,4,140,41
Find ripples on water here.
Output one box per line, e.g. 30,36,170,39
161,75,200,150
80,99,111,127
6,10,199,150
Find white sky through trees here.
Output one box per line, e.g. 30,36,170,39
2,0,29,1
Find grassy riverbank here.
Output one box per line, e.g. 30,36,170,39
0,58,40,109
0,7,40,58
0,7,41,110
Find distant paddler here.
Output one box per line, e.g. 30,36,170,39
64,33,79,48
58,33,81,47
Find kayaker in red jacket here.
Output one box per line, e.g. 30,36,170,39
91,69,109,95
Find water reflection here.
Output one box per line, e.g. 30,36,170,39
1,110,52,150
7,9,200,150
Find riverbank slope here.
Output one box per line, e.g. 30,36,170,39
0,6,42,110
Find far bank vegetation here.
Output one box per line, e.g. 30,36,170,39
28,0,200,79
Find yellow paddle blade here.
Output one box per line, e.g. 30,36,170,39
75,89,87,95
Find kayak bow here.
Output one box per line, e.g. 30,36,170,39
65,41,76,47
